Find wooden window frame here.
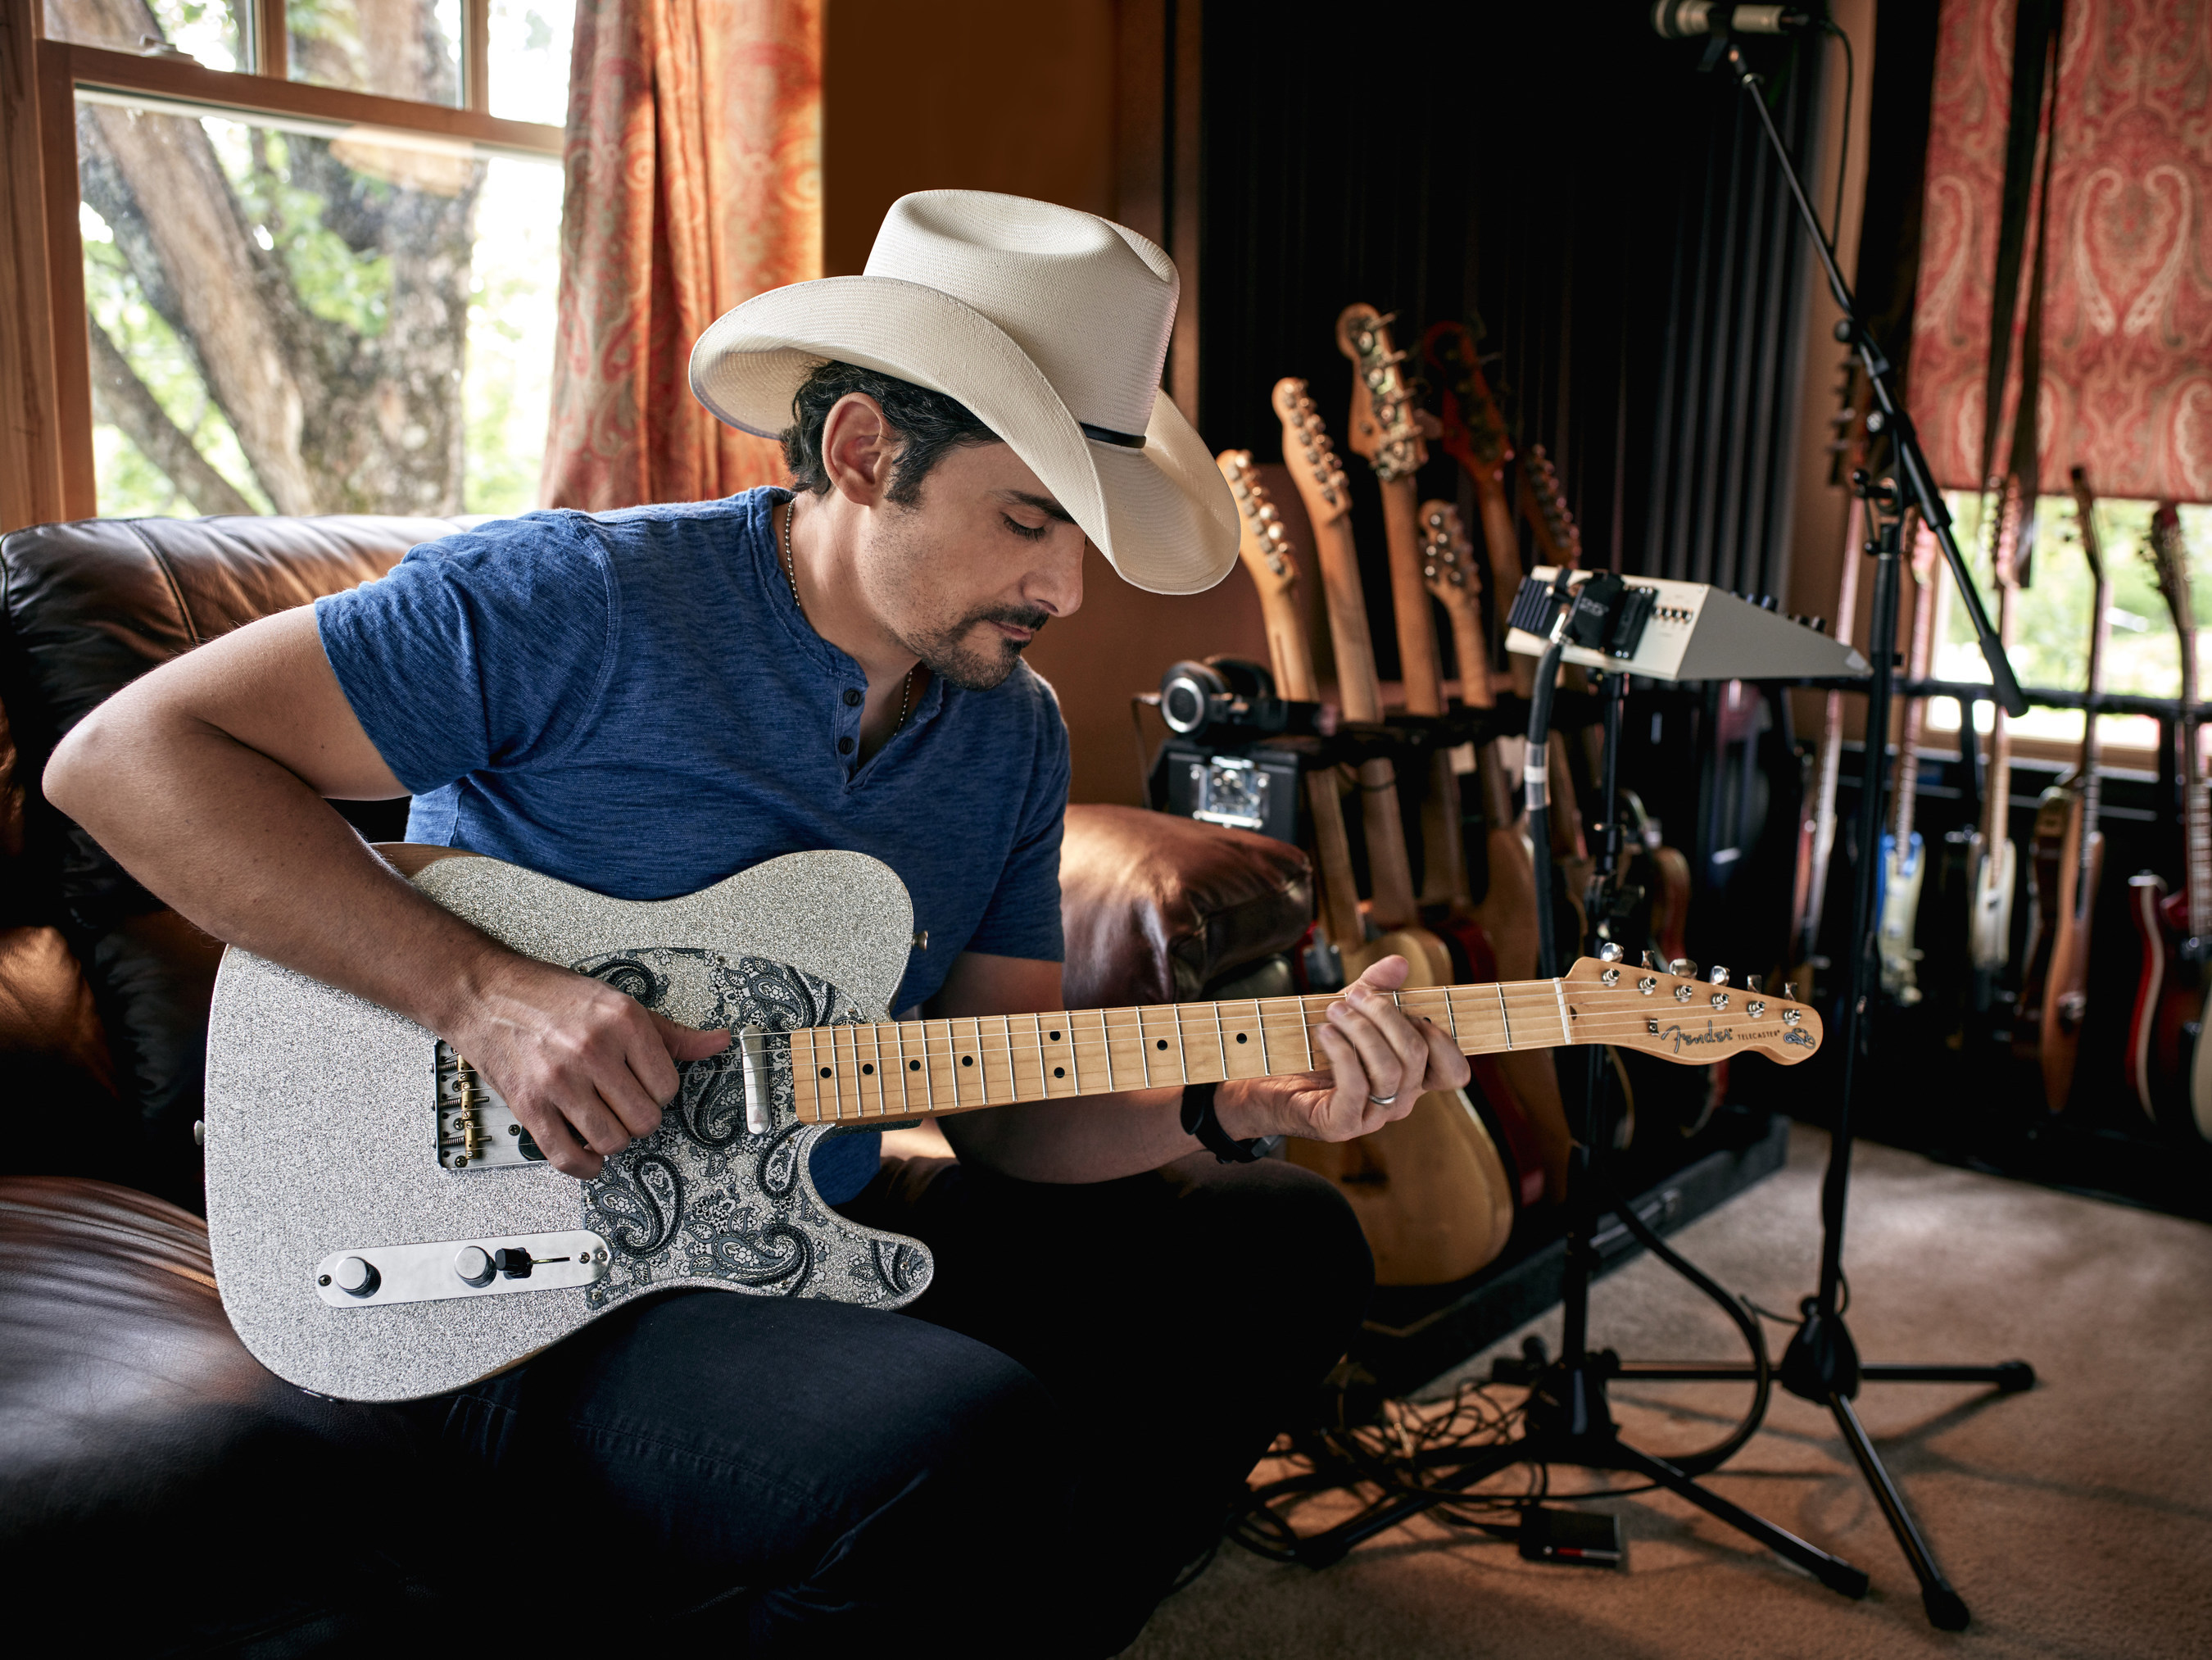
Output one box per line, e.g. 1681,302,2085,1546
0,0,563,532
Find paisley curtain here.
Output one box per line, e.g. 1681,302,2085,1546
540,0,821,510
1908,0,2212,502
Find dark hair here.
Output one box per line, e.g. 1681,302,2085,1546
779,361,998,505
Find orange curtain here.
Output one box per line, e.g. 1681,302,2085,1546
1909,0,2212,502
541,0,822,510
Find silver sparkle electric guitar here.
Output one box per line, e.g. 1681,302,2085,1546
202,848,1823,1402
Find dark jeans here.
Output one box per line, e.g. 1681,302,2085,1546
402,1151,1371,1657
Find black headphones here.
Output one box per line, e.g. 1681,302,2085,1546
1158,656,1320,744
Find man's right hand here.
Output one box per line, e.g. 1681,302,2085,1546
450,955,733,1179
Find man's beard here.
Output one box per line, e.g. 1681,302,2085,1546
901,605,1050,691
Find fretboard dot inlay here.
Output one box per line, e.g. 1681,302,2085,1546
1235,1032,1248,1044
908,1059,921,1071
961,1055,973,1067
1053,1066,1065,1078
1049,1030,1062,1041
819,1067,832,1078
1156,1038,1168,1050
861,1064,874,1075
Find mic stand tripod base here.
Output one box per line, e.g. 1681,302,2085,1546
1290,1348,1870,1602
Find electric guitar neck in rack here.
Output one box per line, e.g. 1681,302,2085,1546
1877,516,1938,1007
1968,487,2024,984
201,848,1825,1401
2126,503,2212,1140
2015,469,2111,1109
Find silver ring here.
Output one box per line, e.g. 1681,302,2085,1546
1367,1091,1400,1106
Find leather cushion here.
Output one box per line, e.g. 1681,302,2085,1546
0,513,467,928
1059,805,1312,1009
0,1177,428,1652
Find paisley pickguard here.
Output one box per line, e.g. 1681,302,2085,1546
571,947,931,1311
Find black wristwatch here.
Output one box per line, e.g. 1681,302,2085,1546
1180,1082,1283,1163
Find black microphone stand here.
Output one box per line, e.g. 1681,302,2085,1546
1291,592,1871,1606
1599,34,2037,1633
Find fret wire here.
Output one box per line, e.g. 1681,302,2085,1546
940,1017,959,1110
970,1015,988,1104
914,1019,933,1113
1173,1003,1191,1083
892,1019,912,1113
1032,1013,1050,1098
1000,1014,1017,1103
1212,1000,1228,1079
1138,1005,1153,1087
1097,1009,1116,1091
1066,1013,1081,1095
1497,984,1513,1049
1552,980,1571,1045
804,1027,821,1121
1253,999,1270,1073
869,1018,889,1117
845,1022,864,1122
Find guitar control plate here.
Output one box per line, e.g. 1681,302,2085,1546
315,1230,610,1308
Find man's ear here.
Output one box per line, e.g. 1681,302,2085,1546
819,393,899,506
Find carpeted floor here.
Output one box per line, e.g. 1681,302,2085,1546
1126,1123,2212,1659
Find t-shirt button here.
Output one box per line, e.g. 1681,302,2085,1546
842,688,863,707
837,736,855,755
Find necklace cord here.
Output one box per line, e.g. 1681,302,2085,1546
783,496,914,732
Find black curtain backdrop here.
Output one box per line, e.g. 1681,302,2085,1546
1198,0,1829,688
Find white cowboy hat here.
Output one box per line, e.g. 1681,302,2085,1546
688,190,1237,596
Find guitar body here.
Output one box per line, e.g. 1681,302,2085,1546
2125,875,2208,1133
1969,836,2019,979
1876,832,1926,1005
204,850,930,1402
2014,787,2101,1109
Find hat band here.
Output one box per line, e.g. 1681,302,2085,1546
1080,421,1147,451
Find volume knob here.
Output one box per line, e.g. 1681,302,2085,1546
332,1256,380,1298
453,1245,496,1287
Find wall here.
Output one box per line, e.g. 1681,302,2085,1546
823,0,1262,805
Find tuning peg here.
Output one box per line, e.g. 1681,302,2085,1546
1784,982,1800,1001
1669,959,1697,978
1745,973,1763,994
1709,965,1729,986
1641,950,1662,970
1598,941,1625,963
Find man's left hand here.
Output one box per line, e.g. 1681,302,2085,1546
1214,954,1472,1145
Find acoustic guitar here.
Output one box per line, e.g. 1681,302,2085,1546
1968,488,2024,987
200,847,1825,1402
2125,503,2211,1139
2013,469,2111,1109
1420,500,1575,1204
1232,428,1510,1280
1876,516,1939,1006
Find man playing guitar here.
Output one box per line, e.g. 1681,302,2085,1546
46,193,1467,1654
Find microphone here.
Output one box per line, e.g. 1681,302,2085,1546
1652,2,1817,35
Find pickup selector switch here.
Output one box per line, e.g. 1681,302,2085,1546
493,1247,535,1280
453,1246,496,1287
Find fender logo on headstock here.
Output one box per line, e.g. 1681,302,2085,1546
1661,1020,1736,1055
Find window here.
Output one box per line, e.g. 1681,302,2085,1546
1925,492,2212,764
38,0,568,519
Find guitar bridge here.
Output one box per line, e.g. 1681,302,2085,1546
434,1044,545,1170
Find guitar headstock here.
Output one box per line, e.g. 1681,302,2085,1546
2147,501,2192,634
1271,377,1352,528
1421,320,1512,482
1522,444,1582,569
1419,500,1480,622
1562,957,1824,1066
1336,304,1427,483
1217,449,1299,601
2068,465,2105,588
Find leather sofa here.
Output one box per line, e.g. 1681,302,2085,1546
0,511,1313,1654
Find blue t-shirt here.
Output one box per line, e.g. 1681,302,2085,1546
315,487,1071,1204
